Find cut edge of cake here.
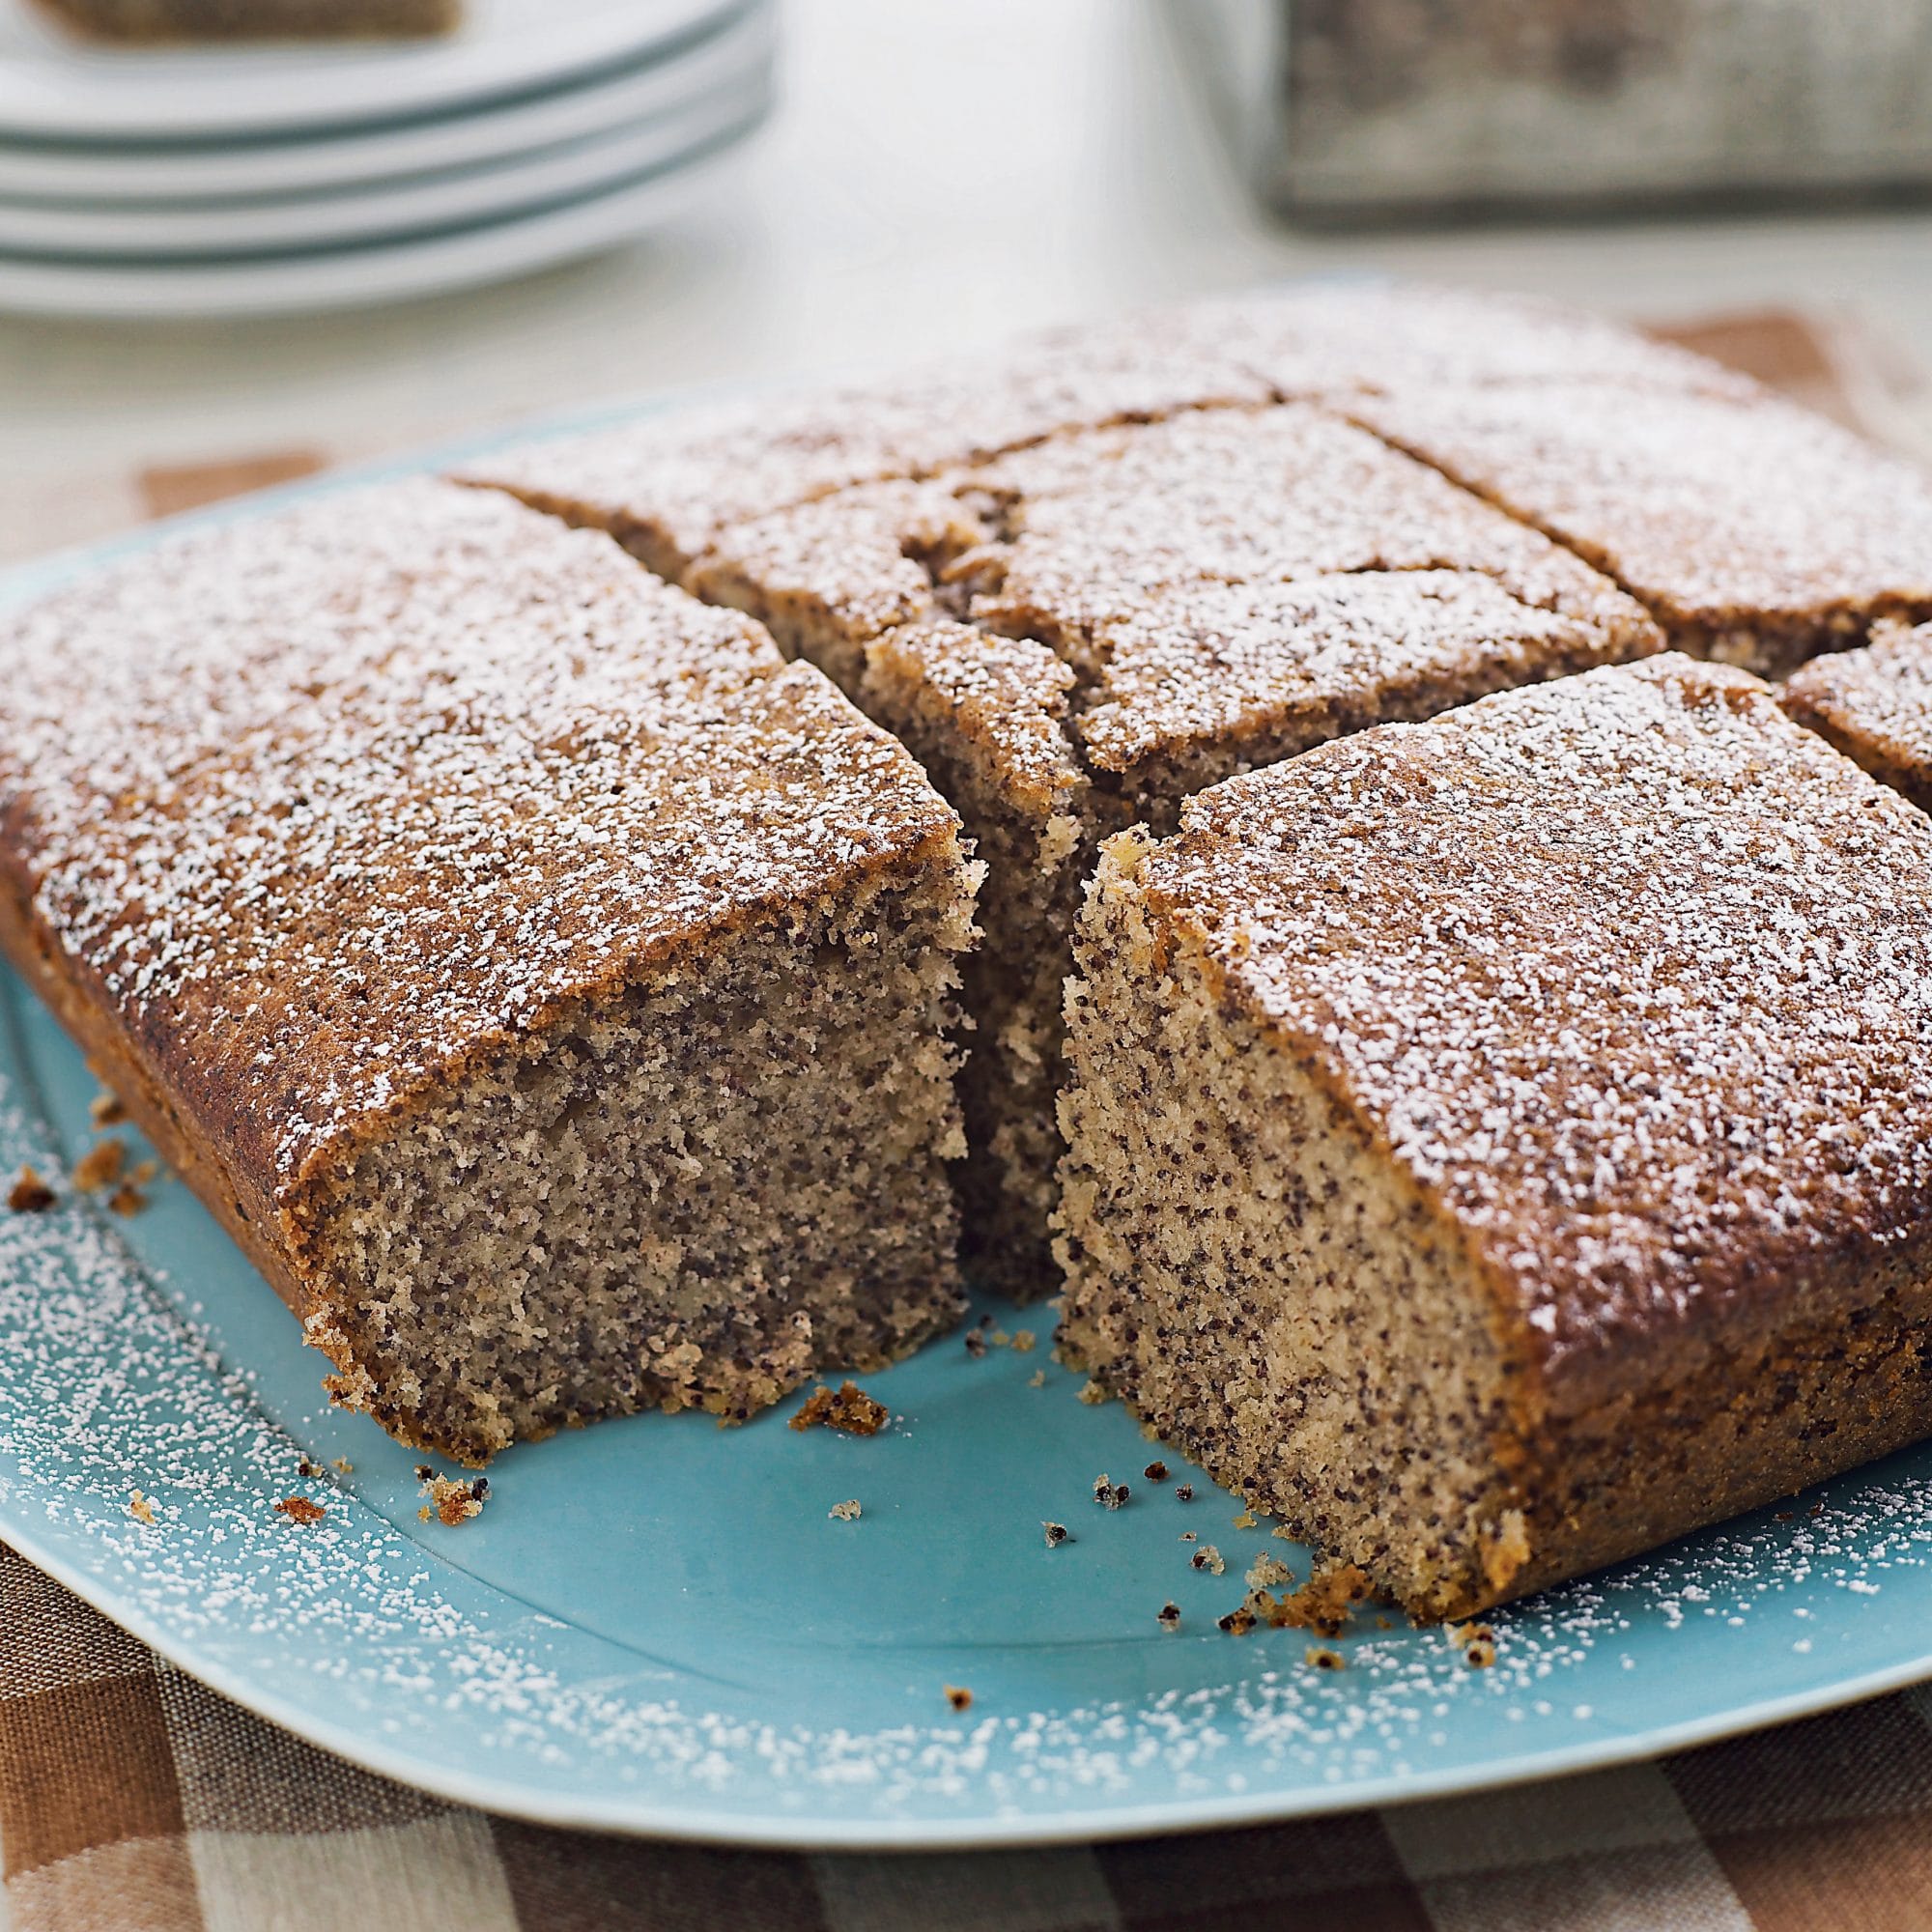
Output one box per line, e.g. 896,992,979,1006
0,480,983,1462
1780,618,1932,814
1057,655,1932,1616
453,286,1927,1301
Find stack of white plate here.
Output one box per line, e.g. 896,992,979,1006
0,0,774,318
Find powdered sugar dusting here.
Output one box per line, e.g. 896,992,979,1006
1348,380,1932,651
961,403,1640,641
865,622,1085,814
681,402,1659,799
1156,655,1932,1412
0,478,953,1193
457,308,1275,576
5,1020,1932,1841
1075,569,1630,796
1783,618,1932,797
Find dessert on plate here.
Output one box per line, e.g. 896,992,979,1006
15,280,1932,1624
0,480,977,1463
464,282,1932,1295
1057,657,1932,1616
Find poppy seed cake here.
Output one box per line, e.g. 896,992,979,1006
1058,656,1932,1617
1342,379,1932,674
654,403,1659,1289
1781,618,1932,812
454,287,1752,1291
456,283,1921,1302
0,479,978,1462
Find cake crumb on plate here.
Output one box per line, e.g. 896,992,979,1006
7,1166,53,1212
791,1381,890,1436
71,1138,124,1192
419,1473,487,1526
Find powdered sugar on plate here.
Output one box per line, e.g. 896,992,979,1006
6,961,1932,1845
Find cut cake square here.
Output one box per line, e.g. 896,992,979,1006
671,403,1661,1288
0,479,978,1461
457,284,1923,1297
1058,655,1932,1616
1343,379,1932,674
1781,619,1932,812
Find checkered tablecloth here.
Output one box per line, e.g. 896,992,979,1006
10,1545,1932,1931
6,310,1932,1932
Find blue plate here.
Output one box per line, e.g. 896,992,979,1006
4,442,1932,1850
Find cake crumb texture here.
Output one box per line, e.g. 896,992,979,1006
464,283,1904,1300
0,477,978,1462
1060,654,1932,1614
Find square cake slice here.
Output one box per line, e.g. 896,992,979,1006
673,403,1660,1291
1058,655,1932,1616
1342,378,1932,674
0,480,978,1462
1781,619,1932,813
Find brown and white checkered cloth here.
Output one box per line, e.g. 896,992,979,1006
9,1542,1932,1931
7,311,1932,1932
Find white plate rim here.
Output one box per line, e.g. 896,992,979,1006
0,68,770,254
0,128,761,317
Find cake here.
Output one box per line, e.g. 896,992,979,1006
1781,620,1932,812
461,281,1932,1298
460,310,1277,586
573,400,1660,1290
0,479,978,1463
32,0,458,37
1342,377,1932,674
466,283,1926,1292
1057,656,1932,1617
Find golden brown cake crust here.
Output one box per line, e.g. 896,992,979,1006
1781,619,1932,814
1137,654,1932,1422
454,309,1275,581
455,282,1921,1306
862,621,1086,818
1345,381,1932,672
0,478,960,1235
